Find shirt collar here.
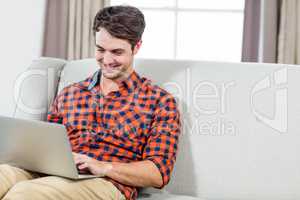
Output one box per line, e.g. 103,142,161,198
85,70,141,92
118,71,141,92
87,70,100,90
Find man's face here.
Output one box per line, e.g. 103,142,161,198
95,28,140,80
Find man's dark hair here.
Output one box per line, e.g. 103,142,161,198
93,5,146,49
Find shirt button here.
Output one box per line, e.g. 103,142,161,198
92,103,97,109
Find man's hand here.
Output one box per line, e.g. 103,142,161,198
73,153,163,188
72,152,112,176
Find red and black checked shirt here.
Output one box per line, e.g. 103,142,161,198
47,70,181,200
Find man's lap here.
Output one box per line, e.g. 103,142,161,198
0,164,125,200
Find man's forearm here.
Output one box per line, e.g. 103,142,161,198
106,160,163,188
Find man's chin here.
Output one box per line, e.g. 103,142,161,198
102,72,122,80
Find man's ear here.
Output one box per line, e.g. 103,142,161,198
133,40,142,55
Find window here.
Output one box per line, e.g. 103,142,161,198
110,0,245,62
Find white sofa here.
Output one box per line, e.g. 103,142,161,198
13,57,300,199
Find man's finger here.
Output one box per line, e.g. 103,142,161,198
78,162,88,170
74,155,85,164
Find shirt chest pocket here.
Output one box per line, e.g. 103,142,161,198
109,111,152,142
65,117,98,144
110,123,140,142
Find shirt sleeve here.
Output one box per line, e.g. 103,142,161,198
142,93,181,188
47,94,63,124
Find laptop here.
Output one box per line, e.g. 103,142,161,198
0,115,100,179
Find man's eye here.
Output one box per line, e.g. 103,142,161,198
97,48,105,52
113,51,123,55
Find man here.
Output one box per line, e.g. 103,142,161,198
0,5,180,200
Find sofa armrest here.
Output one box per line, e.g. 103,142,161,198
13,57,67,121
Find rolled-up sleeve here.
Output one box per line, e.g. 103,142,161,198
142,94,181,188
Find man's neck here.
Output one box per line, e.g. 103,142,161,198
100,77,119,96
100,69,133,96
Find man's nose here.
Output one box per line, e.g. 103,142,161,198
103,52,114,64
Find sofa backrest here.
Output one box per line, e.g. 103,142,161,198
16,57,300,199
131,59,300,199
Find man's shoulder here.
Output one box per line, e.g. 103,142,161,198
140,76,176,102
56,76,93,98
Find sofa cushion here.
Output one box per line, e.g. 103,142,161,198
57,59,98,94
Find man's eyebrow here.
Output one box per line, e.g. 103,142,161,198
95,44,104,49
95,45,125,52
111,48,125,52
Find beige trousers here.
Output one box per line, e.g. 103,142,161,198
0,164,125,200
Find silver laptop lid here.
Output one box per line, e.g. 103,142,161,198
0,116,78,179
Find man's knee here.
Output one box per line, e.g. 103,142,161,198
0,164,36,180
0,165,12,199
3,180,57,200
0,164,32,199
2,181,34,200
0,164,13,171
3,177,74,200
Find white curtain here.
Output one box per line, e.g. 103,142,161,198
277,0,300,64
43,0,108,60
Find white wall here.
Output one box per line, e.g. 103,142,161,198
0,0,46,116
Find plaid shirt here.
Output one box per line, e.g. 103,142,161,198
47,70,181,200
